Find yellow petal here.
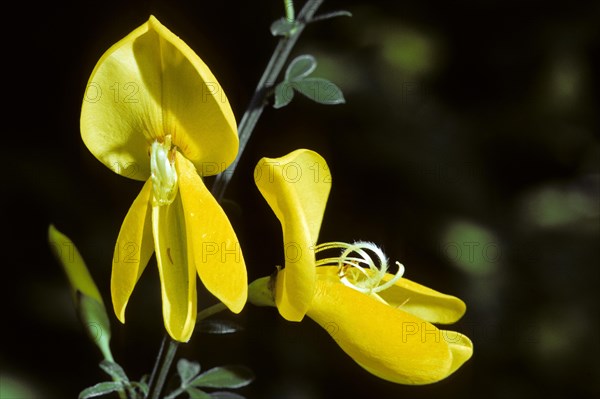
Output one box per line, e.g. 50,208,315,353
316,266,466,324
111,180,154,323
254,149,332,321
81,15,238,180
177,152,247,313
48,224,103,304
378,275,467,324
152,189,197,342
446,332,474,376
307,279,472,385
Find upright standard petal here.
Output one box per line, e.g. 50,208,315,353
81,15,238,180
152,190,197,342
111,180,154,322
176,153,247,313
307,278,473,385
255,149,332,321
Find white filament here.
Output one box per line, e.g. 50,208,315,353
315,241,405,295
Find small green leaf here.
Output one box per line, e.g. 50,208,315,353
197,319,243,335
79,381,123,399
190,366,254,389
274,82,295,109
285,55,317,81
178,359,201,384
270,18,297,37
294,78,345,105
99,360,129,383
210,392,246,399
186,387,211,399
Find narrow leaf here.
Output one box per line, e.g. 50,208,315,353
310,10,353,23
294,78,345,105
178,359,201,384
274,82,294,109
285,55,317,81
186,387,211,399
78,293,112,358
190,366,254,389
49,225,112,358
79,382,123,399
99,360,129,383
197,319,243,335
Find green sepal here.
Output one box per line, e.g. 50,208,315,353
78,381,123,399
247,277,275,307
190,366,254,389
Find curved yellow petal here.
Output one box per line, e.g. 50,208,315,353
177,152,247,313
316,266,466,324
152,189,197,342
307,279,472,385
81,15,238,180
254,149,332,321
111,180,154,322
378,275,467,324
446,332,473,376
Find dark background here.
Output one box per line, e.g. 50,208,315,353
3,0,599,398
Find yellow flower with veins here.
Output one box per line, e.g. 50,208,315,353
248,149,473,385
80,15,247,342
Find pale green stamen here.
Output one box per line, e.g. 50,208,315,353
150,135,178,206
315,241,405,296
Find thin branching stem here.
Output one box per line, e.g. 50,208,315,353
211,0,325,201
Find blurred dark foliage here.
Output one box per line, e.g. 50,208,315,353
3,0,599,398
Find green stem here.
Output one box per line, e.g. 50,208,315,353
284,0,295,22
146,336,179,399
211,0,325,202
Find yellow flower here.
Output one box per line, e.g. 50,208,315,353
80,16,247,342
249,149,473,384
